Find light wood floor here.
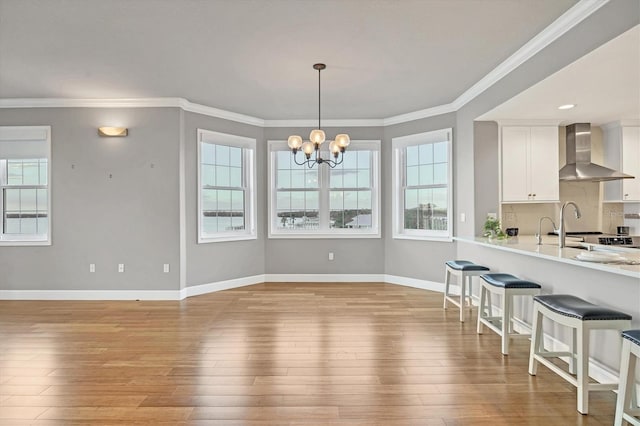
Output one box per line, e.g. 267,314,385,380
0,283,619,425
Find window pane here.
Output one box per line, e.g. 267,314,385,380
305,191,318,210
201,143,215,164
357,169,370,188
291,191,305,210
434,141,447,163
20,217,37,234
276,191,291,211
406,146,419,166
37,216,48,234
343,170,357,188
358,190,372,210
216,165,230,187
342,151,357,169
291,170,305,189
232,215,244,230
343,191,358,210
330,191,344,211
231,190,244,211
5,217,20,234
39,160,48,185
305,169,318,188
202,165,215,186
21,189,37,211
434,163,447,185
277,151,291,169
329,169,343,189
37,189,47,210
419,144,433,164
216,145,230,166
229,167,242,187
217,190,231,211
202,189,217,211
5,189,20,211
419,164,433,185
406,165,419,186
229,147,242,167
404,188,418,230
277,170,290,189
203,216,217,234
357,151,370,168
7,161,22,185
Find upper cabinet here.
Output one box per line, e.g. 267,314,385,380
603,123,640,202
500,125,559,203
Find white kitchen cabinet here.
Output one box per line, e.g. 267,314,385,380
501,125,559,202
603,124,640,202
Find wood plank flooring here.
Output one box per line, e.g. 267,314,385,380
0,282,619,424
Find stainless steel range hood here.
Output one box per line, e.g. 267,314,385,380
559,123,634,182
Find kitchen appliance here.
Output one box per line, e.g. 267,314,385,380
559,123,634,182
583,234,640,249
617,226,630,236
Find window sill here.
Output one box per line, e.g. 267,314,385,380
393,234,453,242
198,234,257,244
0,239,51,246
268,231,381,239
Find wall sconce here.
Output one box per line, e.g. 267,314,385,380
98,127,128,137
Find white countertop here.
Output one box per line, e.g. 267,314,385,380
455,235,640,279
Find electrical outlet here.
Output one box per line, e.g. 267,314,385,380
163,263,170,273
89,264,95,273
328,252,334,261
118,264,125,273
460,213,466,223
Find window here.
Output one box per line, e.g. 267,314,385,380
392,128,452,241
269,140,380,238
197,129,256,243
0,126,51,246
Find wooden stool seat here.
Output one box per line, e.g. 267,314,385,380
614,329,640,426
528,294,632,415
443,260,489,322
477,273,541,355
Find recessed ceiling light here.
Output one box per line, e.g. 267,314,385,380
558,104,576,110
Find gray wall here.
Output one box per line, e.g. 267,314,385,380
473,121,500,230
263,126,386,275
183,111,265,286
383,113,458,281
0,107,181,291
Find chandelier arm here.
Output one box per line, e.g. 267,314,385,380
293,153,310,167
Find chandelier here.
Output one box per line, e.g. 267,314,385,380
287,63,350,168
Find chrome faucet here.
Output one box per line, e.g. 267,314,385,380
535,216,557,245
559,201,582,248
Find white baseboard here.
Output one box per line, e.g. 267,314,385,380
265,273,385,283
384,274,444,293
182,274,265,298
0,289,180,301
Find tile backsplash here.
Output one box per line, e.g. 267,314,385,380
500,181,624,235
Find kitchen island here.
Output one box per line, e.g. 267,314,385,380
455,235,640,383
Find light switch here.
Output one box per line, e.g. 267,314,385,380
89,264,95,273
163,264,170,273
118,264,125,273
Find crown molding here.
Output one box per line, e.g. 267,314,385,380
383,103,457,126
451,0,609,111
0,0,611,128
263,118,385,128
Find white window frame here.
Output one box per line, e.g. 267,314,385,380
0,126,52,246
268,139,381,239
197,129,257,243
392,128,453,242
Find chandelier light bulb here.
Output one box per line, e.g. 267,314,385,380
309,129,326,145
287,135,303,150
301,141,315,157
335,134,350,149
329,140,340,157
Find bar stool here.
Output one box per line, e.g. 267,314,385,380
528,294,632,414
615,329,640,426
476,273,541,355
443,260,490,322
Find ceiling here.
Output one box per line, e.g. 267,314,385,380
0,0,577,120
478,25,640,126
